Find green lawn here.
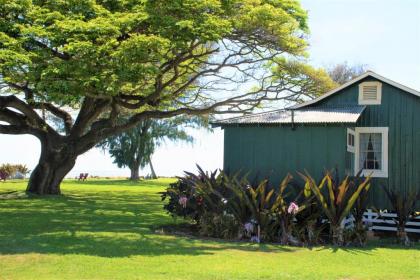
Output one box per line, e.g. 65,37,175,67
0,179,419,280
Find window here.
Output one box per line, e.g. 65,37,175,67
359,81,382,105
354,127,388,178
347,128,355,153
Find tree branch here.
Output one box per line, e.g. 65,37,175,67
0,95,58,137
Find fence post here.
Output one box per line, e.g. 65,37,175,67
365,209,373,231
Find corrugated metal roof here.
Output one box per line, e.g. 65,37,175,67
213,106,366,125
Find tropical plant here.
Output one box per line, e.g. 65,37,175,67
299,171,371,246
198,212,240,240
382,188,420,246
293,181,325,246
226,175,282,243
161,178,200,221
162,167,306,244
351,173,372,246
163,167,375,246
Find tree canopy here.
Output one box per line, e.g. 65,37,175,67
327,62,367,85
0,0,334,194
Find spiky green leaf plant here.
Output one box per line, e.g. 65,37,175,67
352,172,372,246
299,171,371,246
382,188,420,246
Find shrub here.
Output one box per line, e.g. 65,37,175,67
162,166,308,243
293,183,326,246
14,164,30,175
0,164,30,180
299,171,371,246
0,164,17,179
382,189,420,246
351,172,372,246
161,175,205,223
198,212,240,239
162,167,373,247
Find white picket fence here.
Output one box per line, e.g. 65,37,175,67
341,209,420,234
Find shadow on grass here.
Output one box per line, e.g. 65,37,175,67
0,185,295,258
0,181,417,258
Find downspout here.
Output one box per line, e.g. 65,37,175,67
291,109,295,131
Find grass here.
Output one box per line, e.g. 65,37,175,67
0,179,419,280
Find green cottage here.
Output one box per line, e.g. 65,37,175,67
214,71,420,208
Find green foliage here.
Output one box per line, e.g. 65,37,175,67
1,0,309,104
382,188,420,246
299,171,371,246
198,212,240,240
162,166,308,244
351,172,372,246
293,183,325,246
161,170,209,222
271,58,338,101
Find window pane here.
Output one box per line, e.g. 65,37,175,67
348,133,355,147
359,133,382,170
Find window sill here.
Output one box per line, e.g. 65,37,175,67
359,169,388,178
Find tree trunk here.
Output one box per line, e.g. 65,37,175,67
355,221,367,246
149,159,157,179
280,218,299,246
397,226,410,246
307,220,316,245
129,165,140,180
332,225,344,246
27,139,77,195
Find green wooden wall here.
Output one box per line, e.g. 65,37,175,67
224,125,347,185
222,77,420,209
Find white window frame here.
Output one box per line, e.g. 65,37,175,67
347,128,355,153
354,127,389,178
358,81,382,105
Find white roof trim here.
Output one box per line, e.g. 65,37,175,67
290,71,420,109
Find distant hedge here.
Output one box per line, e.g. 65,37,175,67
0,164,30,179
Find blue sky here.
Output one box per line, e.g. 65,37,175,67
1,0,419,178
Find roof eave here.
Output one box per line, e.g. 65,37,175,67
290,71,420,109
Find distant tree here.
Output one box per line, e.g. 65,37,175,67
327,62,367,85
99,117,202,180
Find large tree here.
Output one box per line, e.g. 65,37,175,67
0,0,334,194
99,117,199,180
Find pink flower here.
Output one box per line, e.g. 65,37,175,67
178,196,188,208
244,222,254,234
250,236,260,243
287,202,299,215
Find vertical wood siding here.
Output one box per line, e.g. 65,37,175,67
224,125,347,186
